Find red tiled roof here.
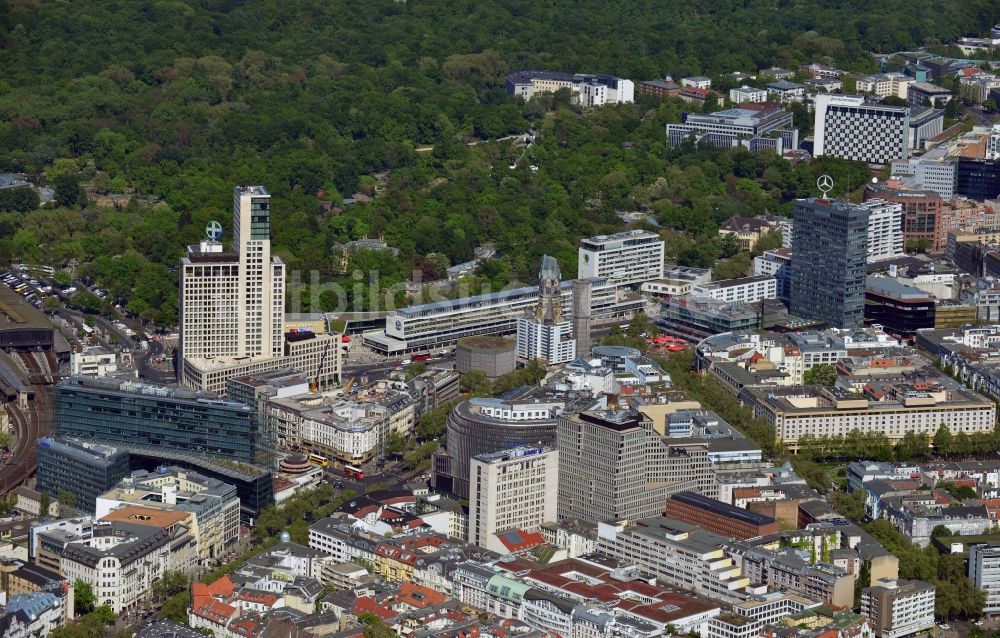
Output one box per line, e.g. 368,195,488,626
206,575,235,597
496,557,717,624
230,617,262,638
192,599,238,624
236,591,280,607
396,582,448,609
353,596,397,621
495,529,546,553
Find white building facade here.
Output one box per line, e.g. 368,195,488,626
691,276,777,304
516,318,576,365
578,230,664,287
970,543,1000,615
730,86,768,103
179,186,342,394
467,446,558,553
862,199,905,263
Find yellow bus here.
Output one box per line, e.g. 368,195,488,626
308,453,328,468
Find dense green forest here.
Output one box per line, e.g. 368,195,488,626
0,0,998,324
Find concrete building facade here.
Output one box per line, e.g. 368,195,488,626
467,446,558,553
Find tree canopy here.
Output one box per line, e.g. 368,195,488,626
0,1,996,326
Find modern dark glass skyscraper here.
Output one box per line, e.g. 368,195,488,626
789,198,870,329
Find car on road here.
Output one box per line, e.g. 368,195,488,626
940,624,950,630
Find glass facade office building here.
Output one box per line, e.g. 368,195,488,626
36,438,130,513
56,377,260,463
790,198,870,330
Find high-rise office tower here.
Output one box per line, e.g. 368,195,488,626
557,410,709,524
181,186,284,365
516,256,576,364
180,187,341,396
790,198,870,329
578,230,664,287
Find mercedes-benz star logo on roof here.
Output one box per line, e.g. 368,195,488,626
817,174,834,197
206,221,223,241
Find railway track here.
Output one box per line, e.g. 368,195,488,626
0,385,53,497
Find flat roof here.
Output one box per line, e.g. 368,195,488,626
234,185,269,197
669,491,777,527
100,506,190,528
0,285,52,331
865,276,931,300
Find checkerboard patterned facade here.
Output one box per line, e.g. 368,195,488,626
821,103,909,164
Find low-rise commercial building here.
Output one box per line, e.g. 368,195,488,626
907,83,951,108
863,277,935,340
667,107,798,155
665,491,780,540
692,276,777,305
658,297,760,342
365,277,645,356
69,346,118,377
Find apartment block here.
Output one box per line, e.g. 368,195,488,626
862,199,905,263
597,517,750,602
60,521,196,614
728,543,854,608
861,578,935,638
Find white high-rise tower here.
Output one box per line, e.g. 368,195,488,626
232,185,284,358
179,186,342,396
180,186,284,366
